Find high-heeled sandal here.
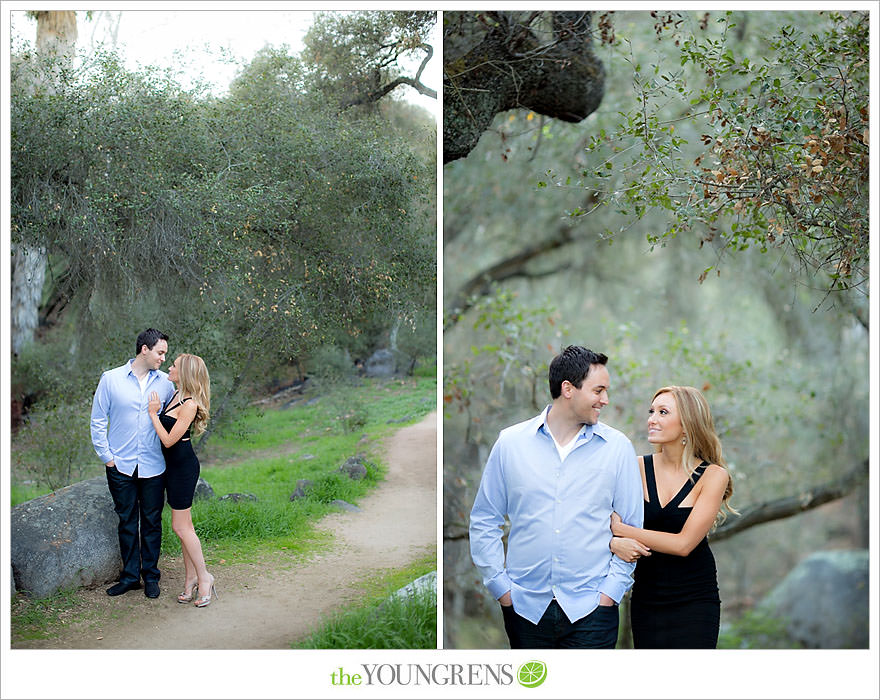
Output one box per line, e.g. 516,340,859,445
177,582,198,604
194,576,218,608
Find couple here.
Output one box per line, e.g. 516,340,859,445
469,345,734,648
89,328,217,607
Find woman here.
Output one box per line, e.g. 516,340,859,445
148,353,218,608
609,385,735,648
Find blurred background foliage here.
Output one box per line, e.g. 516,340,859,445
443,10,869,648
10,11,437,493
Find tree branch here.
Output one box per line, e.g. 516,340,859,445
710,459,868,542
445,189,600,329
341,44,436,109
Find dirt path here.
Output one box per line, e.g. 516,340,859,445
15,412,437,649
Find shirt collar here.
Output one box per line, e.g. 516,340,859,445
534,404,609,442
127,359,154,378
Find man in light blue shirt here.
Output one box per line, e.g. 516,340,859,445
91,328,175,598
470,346,643,648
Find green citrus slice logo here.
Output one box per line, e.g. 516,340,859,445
517,660,547,688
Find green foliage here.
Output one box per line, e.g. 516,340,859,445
444,287,565,443
11,19,435,437
718,609,802,649
303,11,436,109
557,10,868,294
12,400,95,492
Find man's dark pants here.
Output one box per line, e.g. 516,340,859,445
502,599,619,648
106,466,164,585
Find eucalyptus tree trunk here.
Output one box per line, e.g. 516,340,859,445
11,11,77,355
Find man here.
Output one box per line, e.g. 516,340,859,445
91,328,175,598
469,345,643,648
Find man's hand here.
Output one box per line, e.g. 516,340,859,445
498,591,513,607
598,593,616,607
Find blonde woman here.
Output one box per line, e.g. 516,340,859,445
148,353,218,608
609,385,734,648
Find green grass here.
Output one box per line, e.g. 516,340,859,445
202,376,435,461
155,376,435,563
10,587,84,641
293,554,437,649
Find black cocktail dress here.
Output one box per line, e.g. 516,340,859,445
630,454,721,648
159,394,200,510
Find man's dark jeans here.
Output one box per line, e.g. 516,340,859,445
105,466,164,585
502,599,619,649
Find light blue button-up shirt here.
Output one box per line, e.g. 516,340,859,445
470,406,643,625
90,360,175,478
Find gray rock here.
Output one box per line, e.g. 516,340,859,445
330,499,360,512
289,479,314,501
390,571,437,601
386,415,413,424
219,492,258,503
337,455,368,480
759,549,869,648
365,349,395,377
11,476,121,599
299,454,316,461
193,477,214,501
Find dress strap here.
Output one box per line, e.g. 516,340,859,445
643,454,660,505
161,393,191,415
667,461,709,509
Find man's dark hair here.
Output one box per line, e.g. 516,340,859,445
548,345,608,399
135,328,168,356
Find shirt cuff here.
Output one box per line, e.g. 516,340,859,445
486,571,513,600
599,578,630,605
98,450,114,465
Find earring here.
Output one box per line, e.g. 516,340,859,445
681,435,687,446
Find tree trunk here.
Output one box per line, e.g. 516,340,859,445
12,11,77,355
443,11,605,163
11,245,47,355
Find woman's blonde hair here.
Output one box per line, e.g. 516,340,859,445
175,353,210,437
652,385,737,527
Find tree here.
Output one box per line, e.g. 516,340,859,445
11,30,435,443
443,11,606,163
302,11,437,111
556,10,870,304
11,11,77,355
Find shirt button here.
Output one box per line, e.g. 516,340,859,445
555,529,560,534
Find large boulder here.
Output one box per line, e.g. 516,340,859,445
11,477,121,599
193,476,214,501
759,549,868,648
364,349,395,377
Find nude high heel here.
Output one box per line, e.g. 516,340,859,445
194,576,218,608
177,582,198,604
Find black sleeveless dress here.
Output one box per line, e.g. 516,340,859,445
159,393,200,510
630,454,721,648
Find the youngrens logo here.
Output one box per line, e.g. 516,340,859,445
329,661,547,688
517,660,548,688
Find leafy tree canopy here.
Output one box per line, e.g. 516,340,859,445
303,10,437,110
